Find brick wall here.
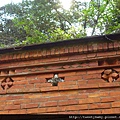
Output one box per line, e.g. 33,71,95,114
0,33,120,114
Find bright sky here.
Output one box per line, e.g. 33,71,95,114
0,0,22,7
0,0,91,9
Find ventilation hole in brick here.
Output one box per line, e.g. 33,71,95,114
106,59,117,65
98,59,118,66
1,70,9,75
46,74,64,86
1,77,14,90
98,60,104,66
9,70,15,74
101,68,119,83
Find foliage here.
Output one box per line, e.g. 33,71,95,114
0,0,119,47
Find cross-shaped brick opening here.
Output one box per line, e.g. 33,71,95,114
46,74,64,86
1,77,14,90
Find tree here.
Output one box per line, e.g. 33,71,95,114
0,0,119,48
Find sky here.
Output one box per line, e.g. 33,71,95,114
0,0,91,8
0,0,92,35
0,0,22,7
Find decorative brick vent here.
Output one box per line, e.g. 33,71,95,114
1,77,14,90
101,69,119,83
47,74,64,86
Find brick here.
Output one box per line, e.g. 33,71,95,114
76,71,87,75
88,92,109,98
41,86,59,92
46,65,62,70
71,64,80,68
112,96,120,101
116,50,120,55
37,67,46,71
7,95,23,100
68,47,74,53
79,97,100,104
78,80,87,84
58,111,79,114
103,42,108,50
4,105,20,110
68,94,87,100
65,75,82,81
37,74,53,79
87,70,103,74
78,84,98,89
83,74,100,79
108,42,114,49
63,65,71,69
102,108,120,114
97,51,116,57
92,43,98,51
35,83,51,88
59,56,68,61
42,92,60,97
8,109,27,114
109,91,120,96
59,72,76,77
29,79,44,84
31,97,48,103
59,85,78,91
59,48,65,54
21,103,38,109
0,111,9,114
83,45,88,53
12,76,26,81
5,101,13,105
88,61,98,67
41,101,58,107
113,41,119,49
27,108,46,114
87,53,96,58
64,47,69,54
24,94,42,99
89,103,111,109
0,96,7,101
73,46,79,53
0,105,4,111
112,101,120,108
14,80,28,85
66,104,88,111
58,100,78,106
97,43,103,51
80,109,101,114
37,50,42,57
60,90,78,96
46,107,59,113
101,97,115,103
14,99,31,105
99,83,120,88
69,54,86,60
55,48,60,55
87,79,106,84
59,81,77,86
48,96,67,101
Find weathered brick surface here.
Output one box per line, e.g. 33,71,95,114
0,34,120,114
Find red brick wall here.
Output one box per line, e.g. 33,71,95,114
0,35,120,114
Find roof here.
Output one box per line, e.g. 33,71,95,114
0,33,120,54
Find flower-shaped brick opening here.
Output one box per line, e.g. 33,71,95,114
101,69,119,83
1,77,14,90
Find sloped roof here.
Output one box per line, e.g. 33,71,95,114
0,33,120,54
